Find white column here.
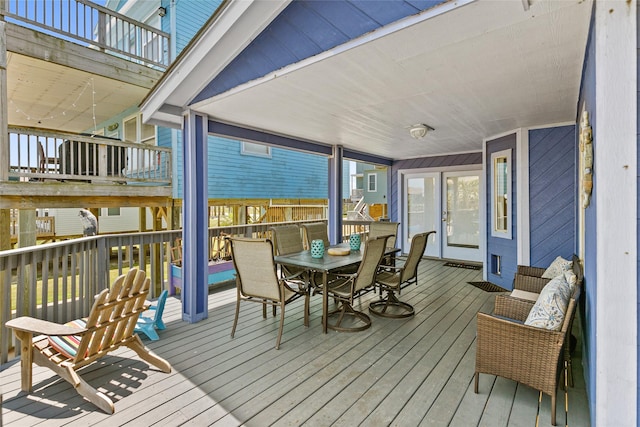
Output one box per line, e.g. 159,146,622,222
595,2,637,425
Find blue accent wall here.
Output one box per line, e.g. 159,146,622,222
193,0,449,103
577,9,596,422
163,0,222,56
204,136,327,199
486,134,517,290
389,152,483,223
528,125,577,267
162,129,327,200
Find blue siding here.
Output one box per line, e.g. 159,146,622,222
389,153,483,223
193,0,448,103
205,136,327,199
162,0,222,56
528,125,577,267
169,133,327,199
486,134,517,290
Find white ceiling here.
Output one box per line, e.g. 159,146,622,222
192,0,592,160
7,53,150,133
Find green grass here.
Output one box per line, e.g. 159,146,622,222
9,264,166,312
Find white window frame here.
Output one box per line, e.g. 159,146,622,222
367,173,377,192
99,207,121,217
241,141,271,158
491,149,512,239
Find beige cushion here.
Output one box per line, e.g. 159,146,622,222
510,289,539,302
541,256,572,279
524,275,571,331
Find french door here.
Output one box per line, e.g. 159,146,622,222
402,170,482,262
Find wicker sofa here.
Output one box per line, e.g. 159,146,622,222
475,294,577,426
510,254,582,302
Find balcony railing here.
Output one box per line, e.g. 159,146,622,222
9,215,55,240
0,219,378,363
8,126,172,185
0,0,170,69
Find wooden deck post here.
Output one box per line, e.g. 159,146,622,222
0,21,10,250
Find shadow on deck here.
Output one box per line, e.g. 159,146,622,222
1,259,589,426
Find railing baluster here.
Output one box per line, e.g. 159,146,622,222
1,0,170,68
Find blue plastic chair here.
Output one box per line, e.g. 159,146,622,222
135,290,168,340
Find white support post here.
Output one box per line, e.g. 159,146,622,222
594,2,637,425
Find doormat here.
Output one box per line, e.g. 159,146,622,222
444,262,482,270
467,281,508,293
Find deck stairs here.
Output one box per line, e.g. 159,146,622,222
347,197,373,221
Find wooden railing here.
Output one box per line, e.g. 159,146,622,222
8,126,171,185
0,219,382,363
258,204,327,223
9,216,55,240
0,0,170,68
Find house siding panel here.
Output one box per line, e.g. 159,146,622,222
165,0,222,56
193,0,449,103
528,125,576,267
204,136,327,200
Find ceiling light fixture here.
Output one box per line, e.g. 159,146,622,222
409,124,434,139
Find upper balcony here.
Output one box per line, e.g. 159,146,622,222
1,0,173,206
1,126,172,209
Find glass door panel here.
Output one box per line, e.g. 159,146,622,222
442,171,481,261
404,173,440,257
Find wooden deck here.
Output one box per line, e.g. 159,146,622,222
1,259,590,426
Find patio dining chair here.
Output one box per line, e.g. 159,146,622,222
301,222,330,249
368,221,399,266
368,221,400,248
370,231,434,318
324,235,390,332
228,237,309,349
270,225,308,280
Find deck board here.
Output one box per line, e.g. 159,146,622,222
1,259,590,426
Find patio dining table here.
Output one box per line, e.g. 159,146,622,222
274,243,400,333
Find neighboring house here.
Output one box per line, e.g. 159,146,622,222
140,1,638,425
0,0,171,244
106,0,328,207
47,207,152,237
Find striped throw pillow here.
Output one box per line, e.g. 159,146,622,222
48,319,87,359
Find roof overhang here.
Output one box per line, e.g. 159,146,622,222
140,0,291,129
141,0,593,160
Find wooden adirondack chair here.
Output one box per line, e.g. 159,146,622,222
5,268,171,414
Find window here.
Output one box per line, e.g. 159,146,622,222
241,142,271,158
99,208,121,217
491,149,511,239
367,173,377,192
